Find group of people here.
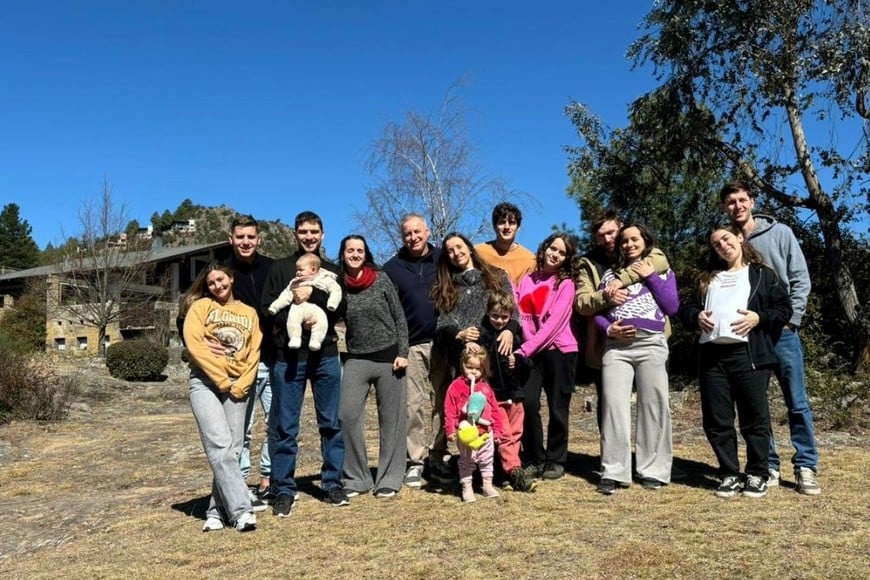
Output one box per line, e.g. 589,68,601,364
178,183,821,532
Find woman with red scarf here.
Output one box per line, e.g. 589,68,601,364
337,235,410,498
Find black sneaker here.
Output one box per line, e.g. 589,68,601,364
597,478,617,495
743,474,768,498
428,458,458,485
250,497,268,512
523,463,544,480
248,489,268,512
373,488,397,498
272,494,295,517
640,477,663,490
541,462,565,480
326,487,350,507
715,475,742,498
510,467,538,492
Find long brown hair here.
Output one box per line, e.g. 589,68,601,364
698,224,767,297
178,261,235,318
430,232,503,313
615,223,656,269
534,232,580,289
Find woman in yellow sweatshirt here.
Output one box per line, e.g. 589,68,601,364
180,261,262,532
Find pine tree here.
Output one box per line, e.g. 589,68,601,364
0,203,40,270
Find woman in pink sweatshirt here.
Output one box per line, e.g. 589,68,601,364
514,233,580,481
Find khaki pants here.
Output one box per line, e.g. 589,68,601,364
405,341,451,465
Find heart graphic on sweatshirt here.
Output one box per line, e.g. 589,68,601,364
518,285,550,317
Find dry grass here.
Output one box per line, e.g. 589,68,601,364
0,360,867,579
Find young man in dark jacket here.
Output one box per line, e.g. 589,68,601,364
261,211,349,516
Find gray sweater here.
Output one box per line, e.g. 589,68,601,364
344,271,410,358
435,268,513,338
747,214,811,327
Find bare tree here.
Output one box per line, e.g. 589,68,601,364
357,82,528,261
51,179,163,353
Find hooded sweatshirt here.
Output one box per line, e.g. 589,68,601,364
746,214,811,327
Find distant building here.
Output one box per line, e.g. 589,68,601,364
0,240,231,354
170,219,196,234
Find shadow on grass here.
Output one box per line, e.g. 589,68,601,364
170,475,326,521
671,456,719,490
171,495,211,521
565,450,720,491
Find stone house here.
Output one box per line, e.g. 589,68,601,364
0,240,231,354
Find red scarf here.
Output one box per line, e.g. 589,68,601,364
344,266,377,293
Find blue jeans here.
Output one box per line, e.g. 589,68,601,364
240,363,272,481
269,352,344,497
769,328,819,471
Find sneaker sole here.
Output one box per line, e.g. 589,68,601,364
715,490,739,498
403,480,423,488
743,490,768,498
798,487,821,496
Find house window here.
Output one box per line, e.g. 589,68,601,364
55,338,66,350
78,337,88,350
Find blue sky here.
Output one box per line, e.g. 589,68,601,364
3,1,663,255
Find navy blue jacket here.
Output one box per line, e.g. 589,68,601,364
383,244,440,346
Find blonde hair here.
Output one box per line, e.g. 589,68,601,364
460,349,491,382
487,291,515,314
296,252,322,272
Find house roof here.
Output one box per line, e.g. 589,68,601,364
0,240,230,282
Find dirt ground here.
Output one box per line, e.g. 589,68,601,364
0,357,867,578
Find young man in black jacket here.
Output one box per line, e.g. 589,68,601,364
261,211,349,516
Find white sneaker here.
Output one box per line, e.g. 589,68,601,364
796,467,821,496
235,512,257,532
404,465,423,488
202,517,224,532
768,468,780,487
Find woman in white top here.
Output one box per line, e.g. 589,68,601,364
682,224,791,499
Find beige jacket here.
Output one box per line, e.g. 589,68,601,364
574,248,670,369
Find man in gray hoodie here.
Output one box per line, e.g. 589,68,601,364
720,181,820,495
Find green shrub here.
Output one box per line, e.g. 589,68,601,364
0,340,79,423
0,285,47,353
105,340,169,381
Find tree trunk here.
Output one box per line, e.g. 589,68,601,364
784,86,870,375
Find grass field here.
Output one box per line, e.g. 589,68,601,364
0,360,866,579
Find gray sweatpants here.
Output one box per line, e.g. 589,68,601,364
189,370,253,524
600,331,673,484
339,358,408,493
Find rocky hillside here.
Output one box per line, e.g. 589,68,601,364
159,205,298,258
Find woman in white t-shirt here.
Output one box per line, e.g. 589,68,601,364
682,225,791,500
